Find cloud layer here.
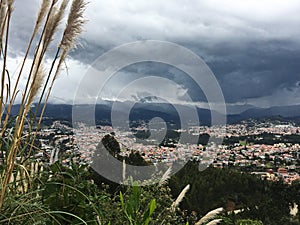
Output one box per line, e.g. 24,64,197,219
5,0,300,110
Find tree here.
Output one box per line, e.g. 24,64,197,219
101,134,121,157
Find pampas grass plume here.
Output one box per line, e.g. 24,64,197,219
158,166,172,186
171,184,190,212
194,208,223,225
33,0,51,36
0,1,7,30
28,63,45,107
122,159,126,182
43,0,69,49
60,0,86,52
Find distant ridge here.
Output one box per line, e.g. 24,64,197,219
229,104,300,122
7,103,300,125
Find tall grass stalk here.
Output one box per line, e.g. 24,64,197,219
0,0,12,122
0,0,87,209
27,0,87,158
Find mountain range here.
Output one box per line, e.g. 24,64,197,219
8,102,300,125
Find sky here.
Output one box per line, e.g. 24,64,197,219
5,0,300,112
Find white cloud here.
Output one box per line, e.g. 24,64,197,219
2,55,88,104
83,0,300,47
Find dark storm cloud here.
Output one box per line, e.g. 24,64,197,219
203,40,300,103
6,0,300,107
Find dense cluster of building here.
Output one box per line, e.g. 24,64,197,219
35,120,300,184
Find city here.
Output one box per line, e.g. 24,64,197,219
34,118,300,184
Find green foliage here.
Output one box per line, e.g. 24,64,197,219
122,151,150,166
41,161,111,224
0,155,290,225
0,189,50,225
236,219,264,225
169,160,294,225
32,160,181,224
119,184,156,225
101,134,121,156
98,133,150,167
107,179,183,225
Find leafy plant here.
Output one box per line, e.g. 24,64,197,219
119,184,157,225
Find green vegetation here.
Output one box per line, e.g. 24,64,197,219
169,160,300,225
1,1,299,224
